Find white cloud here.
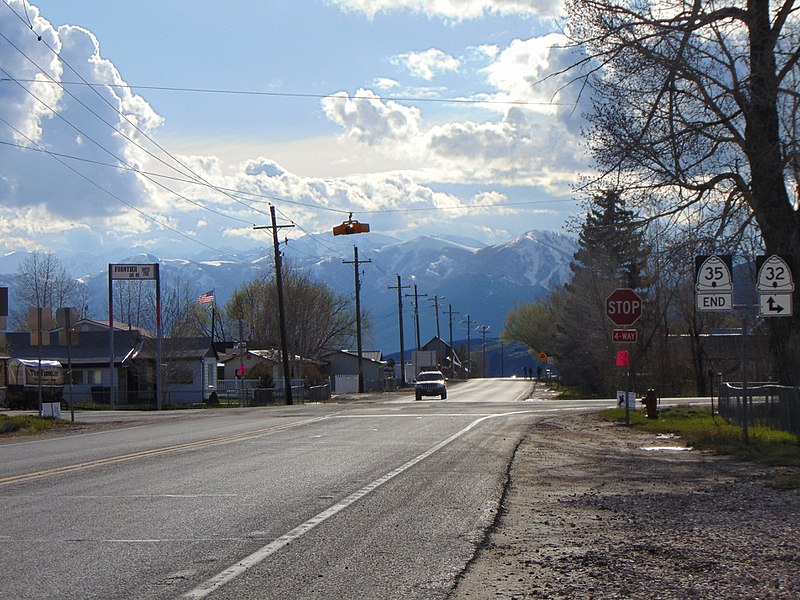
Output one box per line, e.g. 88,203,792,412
1,2,63,143
321,89,423,147
0,3,163,231
374,77,400,90
391,48,461,80
473,44,500,60
1,2,583,257
480,35,581,114
328,0,561,21
315,32,591,194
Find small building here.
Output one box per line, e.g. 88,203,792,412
1,330,218,408
126,336,217,405
1,330,142,408
322,349,392,393
420,336,466,379
217,348,324,386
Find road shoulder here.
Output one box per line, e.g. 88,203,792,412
451,412,800,599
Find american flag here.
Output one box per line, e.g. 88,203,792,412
198,290,215,305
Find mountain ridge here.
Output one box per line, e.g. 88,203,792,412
1,230,577,353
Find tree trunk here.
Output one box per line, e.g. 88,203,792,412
745,0,800,385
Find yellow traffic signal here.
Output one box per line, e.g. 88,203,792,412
333,215,370,236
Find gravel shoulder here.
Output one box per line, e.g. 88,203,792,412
451,412,800,600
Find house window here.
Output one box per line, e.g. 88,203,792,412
170,367,194,385
87,369,102,385
69,370,84,385
205,361,216,387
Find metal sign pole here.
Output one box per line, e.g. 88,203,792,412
108,265,115,410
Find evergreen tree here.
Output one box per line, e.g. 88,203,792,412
572,189,646,290
553,189,649,395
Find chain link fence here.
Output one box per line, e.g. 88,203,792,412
719,382,800,435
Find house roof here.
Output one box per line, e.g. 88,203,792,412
322,349,385,365
55,317,157,338
218,348,323,366
421,336,463,367
4,330,142,364
132,336,216,362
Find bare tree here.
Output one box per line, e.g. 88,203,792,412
12,251,81,329
112,279,154,331
226,262,356,360
565,0,800,384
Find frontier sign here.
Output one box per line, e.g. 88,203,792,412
109,263,158,280
606,288,643,327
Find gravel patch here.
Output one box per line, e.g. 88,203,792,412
451,413,800,600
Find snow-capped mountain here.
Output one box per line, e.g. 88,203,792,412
1,230,577,353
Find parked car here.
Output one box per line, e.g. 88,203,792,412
414,370,447,400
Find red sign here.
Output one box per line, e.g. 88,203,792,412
612,329,638,343
615,350,630,366
606,288,643,326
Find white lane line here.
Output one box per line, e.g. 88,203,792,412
181,411,530,599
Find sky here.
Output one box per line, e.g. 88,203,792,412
0,0,590,261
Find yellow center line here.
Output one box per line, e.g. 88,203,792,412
0,416,330,488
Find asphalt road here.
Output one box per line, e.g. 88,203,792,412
1,379,618,599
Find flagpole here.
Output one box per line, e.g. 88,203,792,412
211,299,216,342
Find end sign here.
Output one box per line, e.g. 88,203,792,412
606,288,643,326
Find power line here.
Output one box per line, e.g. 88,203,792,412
7,78,586,108
0,68,257,225
0,136,574,216
1,1,578,259
1,1,274,216
0,114,241,258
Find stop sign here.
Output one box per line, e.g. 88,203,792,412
606,288,643,326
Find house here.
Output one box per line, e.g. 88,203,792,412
1,330,217,409
125,336,217,405
217,348,324,386
69,317,157,338
419,336,466,379
321,349,392,393
1,330,142,408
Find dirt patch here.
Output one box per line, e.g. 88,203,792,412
451,413,800,599
0,418,139,440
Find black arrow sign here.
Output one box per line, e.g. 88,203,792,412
767,296,785,313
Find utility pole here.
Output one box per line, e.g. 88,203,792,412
388,275,411,386
445,304,459,379
428,295,444,340
405,285,427,351
238,319,246,407
343,246,371,393
461,314,472,379
254,206,294,405
477,325,491,378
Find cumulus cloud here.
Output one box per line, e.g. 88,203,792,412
1,1,584,257
0,0,163,235
319,32,590,192
244,159,286,178
322,89,423,147
374,77,400,90
391,48,461,80
481,34,585,122
328,0,562,21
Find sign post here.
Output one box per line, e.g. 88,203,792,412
108,264,161,409
606,288,643,425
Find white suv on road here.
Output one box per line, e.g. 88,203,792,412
414,370,447,400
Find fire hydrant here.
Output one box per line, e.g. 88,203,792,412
641,388,659,419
